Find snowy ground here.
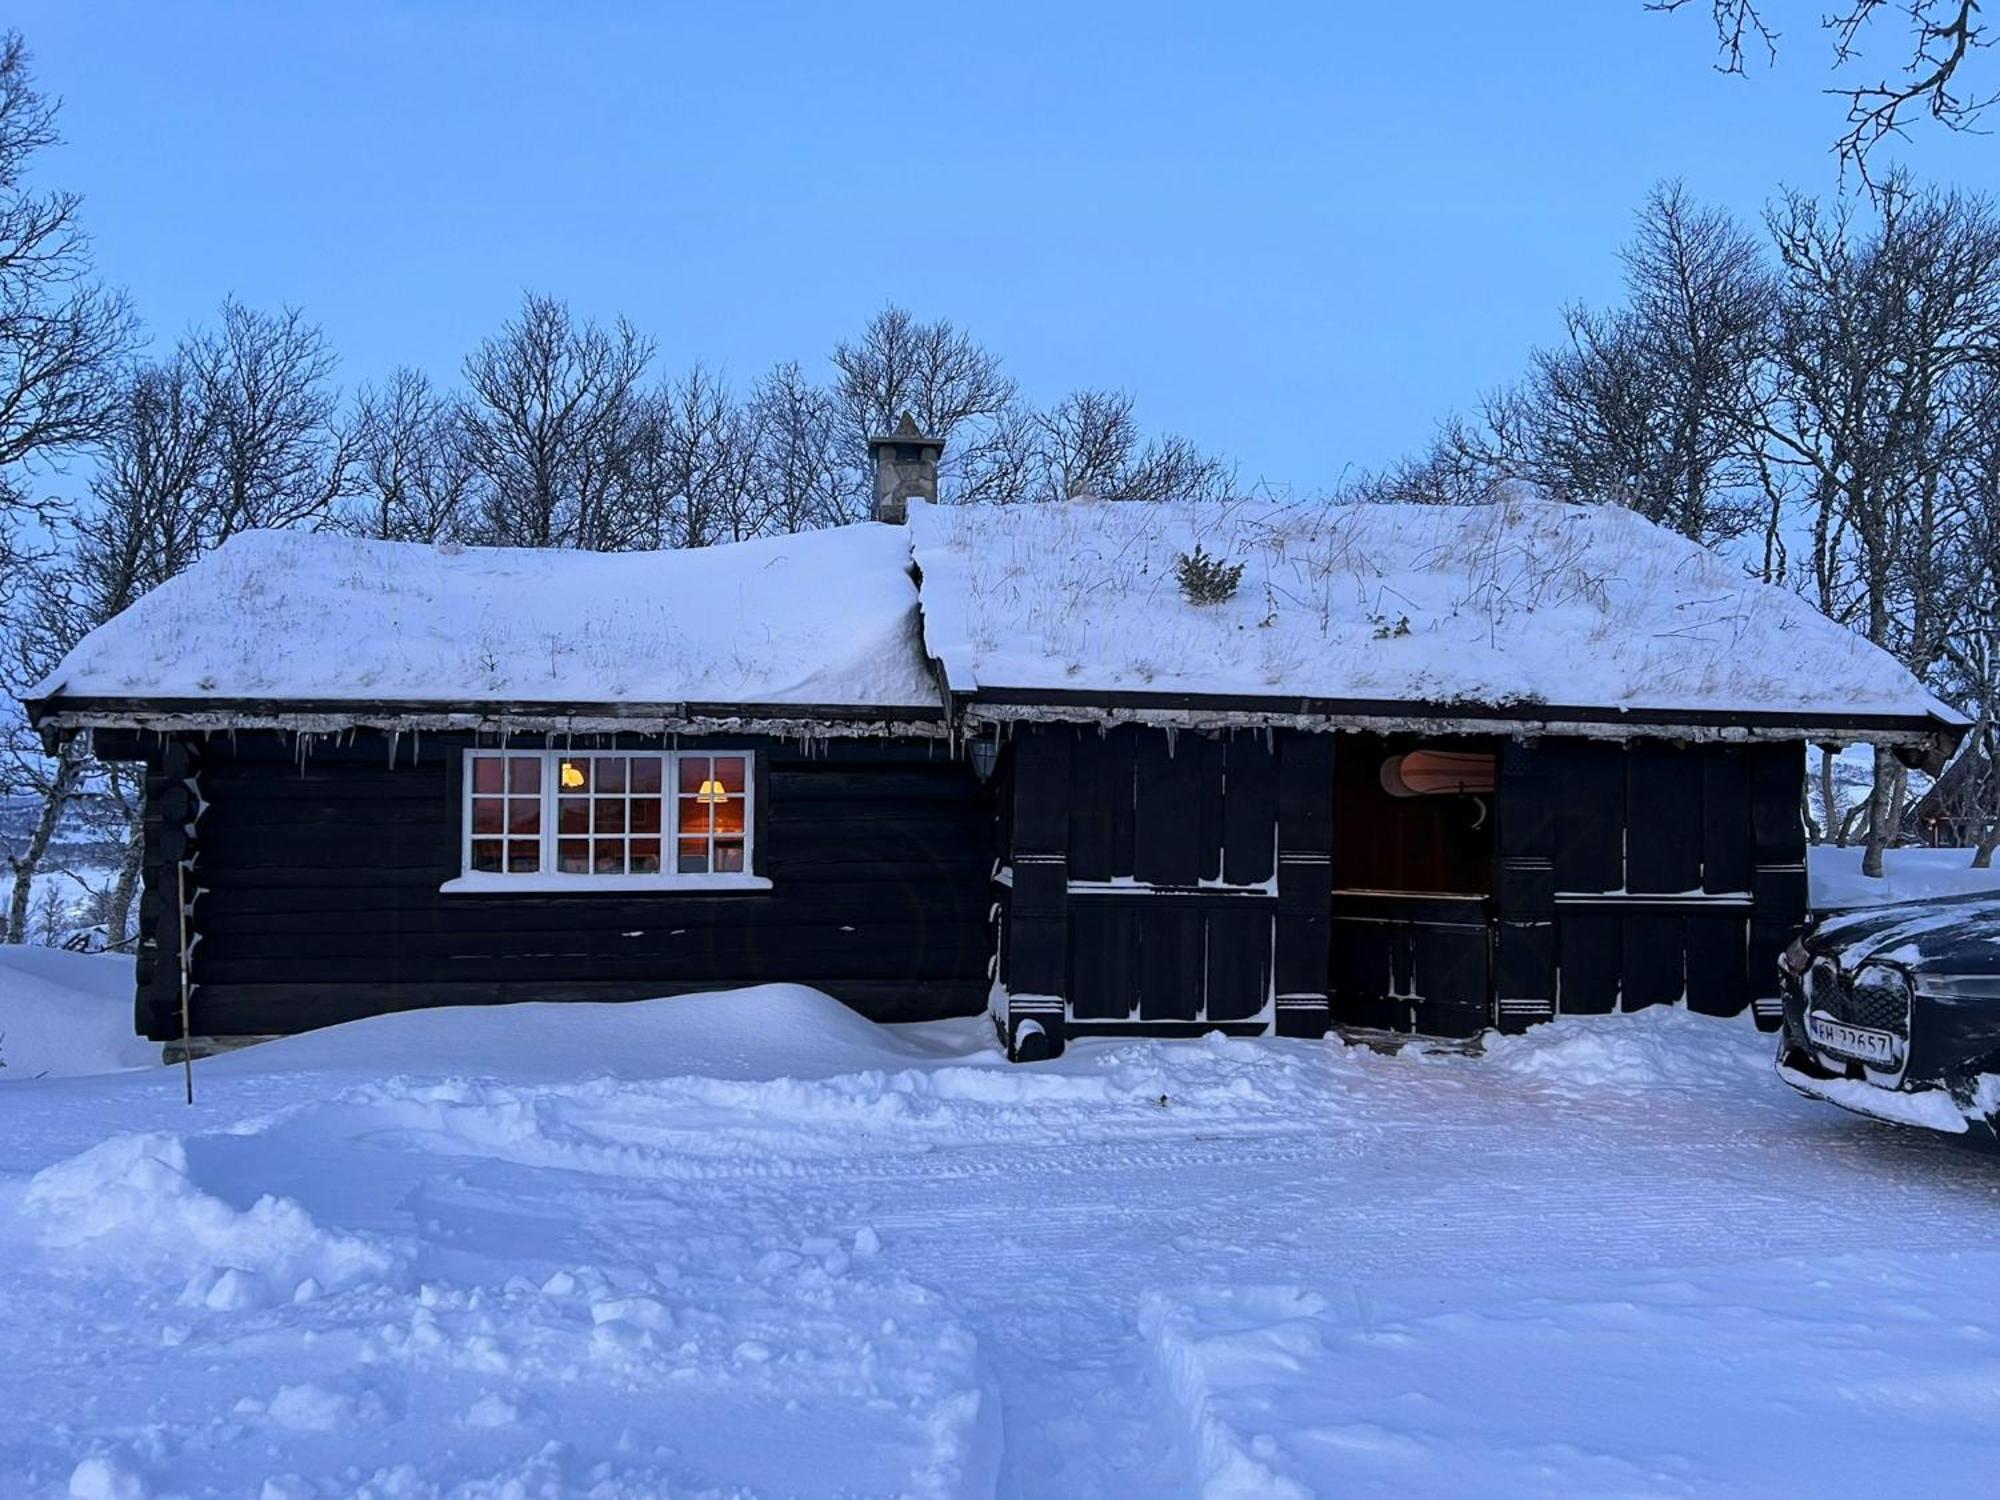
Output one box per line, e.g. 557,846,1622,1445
0,947,156,1079
1809,843,2000,909
3,983,2000,1497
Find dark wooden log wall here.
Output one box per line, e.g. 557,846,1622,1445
994,725,1326,1041
117,730,994,1040
1492,738,1806,1033
994,727,1809,1045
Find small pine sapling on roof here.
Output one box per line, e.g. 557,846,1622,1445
1175,544,1245,606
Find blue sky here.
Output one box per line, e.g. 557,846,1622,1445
15,2,1998,488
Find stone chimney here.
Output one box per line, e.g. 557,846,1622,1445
867,413,944,524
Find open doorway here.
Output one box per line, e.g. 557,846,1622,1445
1330,734,1497,1035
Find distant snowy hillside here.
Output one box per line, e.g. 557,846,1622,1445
911,496,1955,723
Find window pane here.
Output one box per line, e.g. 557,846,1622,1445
714,840,745,873
596,757,627,794
679,798,711,834
559,758,590,792
714,798,745,835
631,799,662,834
509,757,541,794
677,838,709,874
630,838,661,873
472,756,504,794
559,797,589,835
558,839,589,873
679,757,710,795
594,799,626,834
506,840,540,873
593,842,625,875
472,797,503,835
631,757,663,794
471,839,503,872
716,756,746,794
507,799,540,834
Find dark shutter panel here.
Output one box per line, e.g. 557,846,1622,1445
1222,732,1278,887
1134,731,1203,885
1068,904,1138,1020
1685,913,1749,1018
1626,743,1702,894
1699,748,1754,895
1196,734,1227,885
1204,908,1272,1022
1620,913,1684,1011
1553,743,1625,893
1137,908,1205,1021
1558,912,1620,1014
1067,731,1116,883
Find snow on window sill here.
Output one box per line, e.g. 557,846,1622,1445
440,872,773,896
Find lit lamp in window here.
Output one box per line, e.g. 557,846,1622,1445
560,762,587,790
695,777,729,805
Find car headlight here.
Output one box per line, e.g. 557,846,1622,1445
1780,936,1812,976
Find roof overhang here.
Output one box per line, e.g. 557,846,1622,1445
954,687,1966,773
26,696,950,750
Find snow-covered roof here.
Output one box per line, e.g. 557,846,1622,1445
32,524,937,716
29,497,1961,740
908,496,1960,729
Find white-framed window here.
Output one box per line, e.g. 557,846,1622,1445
447,749,762,892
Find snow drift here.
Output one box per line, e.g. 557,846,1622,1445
0,947,154,1080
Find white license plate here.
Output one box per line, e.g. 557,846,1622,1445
1806,1012,1901,1067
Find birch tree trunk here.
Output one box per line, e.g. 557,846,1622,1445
4,742,85,943
103,808,144,950
1859,749,1901,879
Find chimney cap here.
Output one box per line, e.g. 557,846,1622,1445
867,411,944,450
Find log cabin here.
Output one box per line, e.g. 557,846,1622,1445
23,422,1965,1060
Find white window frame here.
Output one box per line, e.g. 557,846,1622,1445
442,748,768,894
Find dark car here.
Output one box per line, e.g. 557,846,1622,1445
1777,894,2000,1142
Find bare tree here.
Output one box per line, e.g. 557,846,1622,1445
1762,179,2000,875
629,363,762,548
1481,186,1772,546
1029,389,1233,503
346,367,475,542
1652,1,1994,187
750,361,864,532
1341,415,1522,507
0,31,136,601
462,292,653,549
185,300,352,538
1,354,223,942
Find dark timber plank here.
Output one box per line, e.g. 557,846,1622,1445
1222,732,1277,887
1700,749,1754,895
1626,743,1702,894
1134,731,1202,885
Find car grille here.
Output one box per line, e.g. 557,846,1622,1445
1807,958,1911,1039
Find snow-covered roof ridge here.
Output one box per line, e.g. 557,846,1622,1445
906,495,1962,728
32,522,940,713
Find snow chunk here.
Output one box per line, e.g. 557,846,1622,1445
22,1131,398,1305
33,523,935,712
1483,1006,1769,1093
66,1455,148,1500
909,495,1953,723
